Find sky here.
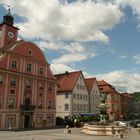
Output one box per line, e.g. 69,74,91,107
0,0,140,93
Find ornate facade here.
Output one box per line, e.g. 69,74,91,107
0,10,57,129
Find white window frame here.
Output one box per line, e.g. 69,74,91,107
11,60,17,68
65,93,69,99
10,77,16,86
65,103,69,111
26,63,32,72
0,75,3,84
39,67,44,75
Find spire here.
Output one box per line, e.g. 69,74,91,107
3,7,14,26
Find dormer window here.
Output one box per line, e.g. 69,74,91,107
28,49,32,56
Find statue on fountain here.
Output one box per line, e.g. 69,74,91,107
97,92,109,125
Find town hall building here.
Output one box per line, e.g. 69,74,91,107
0,10,57,129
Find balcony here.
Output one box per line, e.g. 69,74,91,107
20,105,35,112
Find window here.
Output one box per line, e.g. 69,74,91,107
0,75,3,84
83,86,85,90
77,94,79,99
8,98,15,109
0,97,2,108
39,92,43,97
65,103,69,111
0,51,3,57
37,115,43,127
10,77,16,86
77,84,79,89
73,104,76,110
46,115,53,126
6,116,14,128
10,89,15,95
83,104,85,111
28,49,32,56
83,95,85,100
26,63,32,72
26,79,32,88
77,104,79,111
80,94,82,100
65,93,69,99
11,60,17,68
48,84,52,91
73,93,75,99
47,101,52,109
39,81,44,89
0,115,2,128
39,67,44,75
86,95,88,100
80,104,82,111
38,100,43,108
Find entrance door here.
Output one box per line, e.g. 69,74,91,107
24,115,30,128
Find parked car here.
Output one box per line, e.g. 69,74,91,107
113,121,127,127
130,119,140,128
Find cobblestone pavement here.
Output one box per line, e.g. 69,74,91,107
0,127,139,140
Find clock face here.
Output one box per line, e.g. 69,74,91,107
8,31,14,38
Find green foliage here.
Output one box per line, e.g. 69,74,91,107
56,117,65,126
132,92,140,101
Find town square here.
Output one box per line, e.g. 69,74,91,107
0,0,140,139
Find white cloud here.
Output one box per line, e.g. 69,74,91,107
94,70,140,93
133,54,140,64
115,0,140,27
36,40,97,64
119,55,128,59
50,63,75,74
52,53,87,63
1,0,123,42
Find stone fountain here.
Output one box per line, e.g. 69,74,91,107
81,92,126,136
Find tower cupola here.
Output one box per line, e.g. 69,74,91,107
3,9,14,26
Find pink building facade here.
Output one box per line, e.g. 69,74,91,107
0,10,57,129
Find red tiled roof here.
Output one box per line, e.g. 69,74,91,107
85,78,96,93
97,80,120,95
97,80,111,86
121,92,132,98
54,71,82,92
99,85,115,93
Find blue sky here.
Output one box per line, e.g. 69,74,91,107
1,0,140,93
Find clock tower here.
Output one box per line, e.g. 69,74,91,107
0,9,19,49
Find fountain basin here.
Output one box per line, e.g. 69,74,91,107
81,123,125,136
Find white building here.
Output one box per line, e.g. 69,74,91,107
55,71,89,119
85,78,100,115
